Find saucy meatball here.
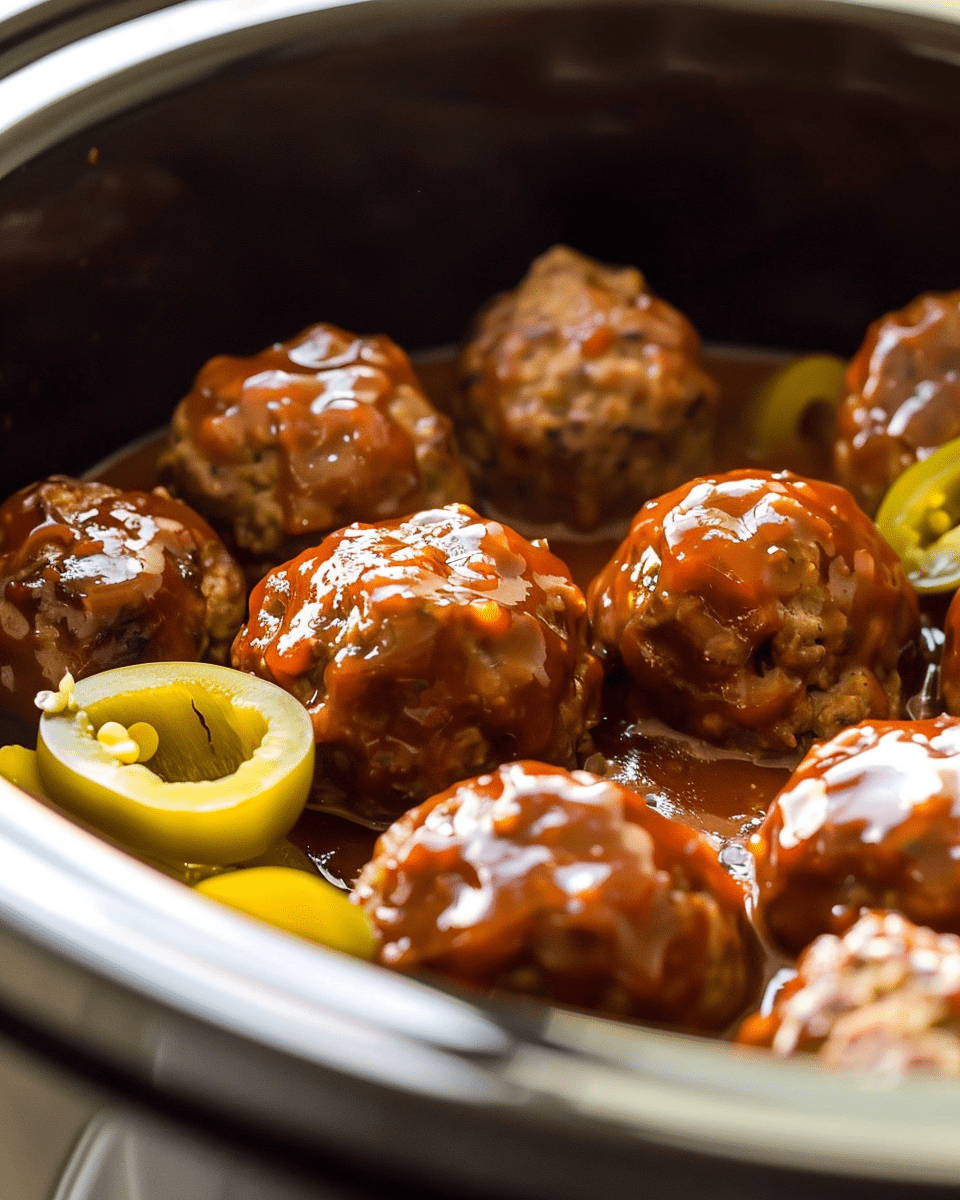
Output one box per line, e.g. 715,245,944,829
834,291,960,515
587,470,920,753
738,911,960,1074
940,589,960,716
752,716,960,954
159,322,471,572
231,504,602,825
455,245,719,533
352,761,759,1030
0,477,245,726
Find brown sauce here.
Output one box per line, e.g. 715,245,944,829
288,810,379,890
594,715,792,848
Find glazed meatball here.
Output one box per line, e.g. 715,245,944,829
737,911,960,1074
752,716,960,954
159,322,471,572
231,504,602,825
352,761,759,1030
587,470,920,753
0,477,245,726
834,291,960,515
455,245,719,533
940,589,960,716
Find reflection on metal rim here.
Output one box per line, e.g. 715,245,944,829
0,0,959,182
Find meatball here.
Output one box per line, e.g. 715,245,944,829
834,291,960,515
587,469,920,753
0,477,245,726
352,761,759,1030
752,715,960,954
737,911,960,1074
231,504,602,825
455,245,719,533
941,589,960,716
159,322,471,572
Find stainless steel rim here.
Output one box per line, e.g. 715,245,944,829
0,0,957,180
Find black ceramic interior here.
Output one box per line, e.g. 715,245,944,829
2,0,960,494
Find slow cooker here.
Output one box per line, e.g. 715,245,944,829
2,1,960,1196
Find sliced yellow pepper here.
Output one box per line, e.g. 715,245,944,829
36,662,315,865
0,743,49,799
752,353,847,455
876,434,960,593
195,866,376,958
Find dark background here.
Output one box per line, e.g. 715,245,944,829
1,2,960,492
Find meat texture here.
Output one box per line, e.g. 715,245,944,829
0,476,245,725
939,587,960,717
587,469,919,753
160,322,471,574
353,760,759,1030
834,290,960,514
455,245,718,532
231,504,602,825
752,715,960,953
738,910,960,1074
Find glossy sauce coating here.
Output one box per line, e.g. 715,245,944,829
834,291,960,515
593,715,791,848
232,504,602,825
160,323,470,567
752,715,960,953
0,477,245,725
353,761,759,1031
940,589,960,717
737,910,960,1073
588,469,920,753
455,245,718,532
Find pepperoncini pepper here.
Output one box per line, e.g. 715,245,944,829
876,435,960,594
195,866,376,958
35,662,315,865
0,743,49,799
751,354,847,455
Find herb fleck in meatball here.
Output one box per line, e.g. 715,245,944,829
587,470,919,754
0,477,245,726
455,245,718,533
159,322,471,573
738,911,960,1074
834,291,960,515
353,761,759,1030
231,505,602,825
752,716,960,954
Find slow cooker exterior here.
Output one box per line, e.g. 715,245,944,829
2,1,960,1196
